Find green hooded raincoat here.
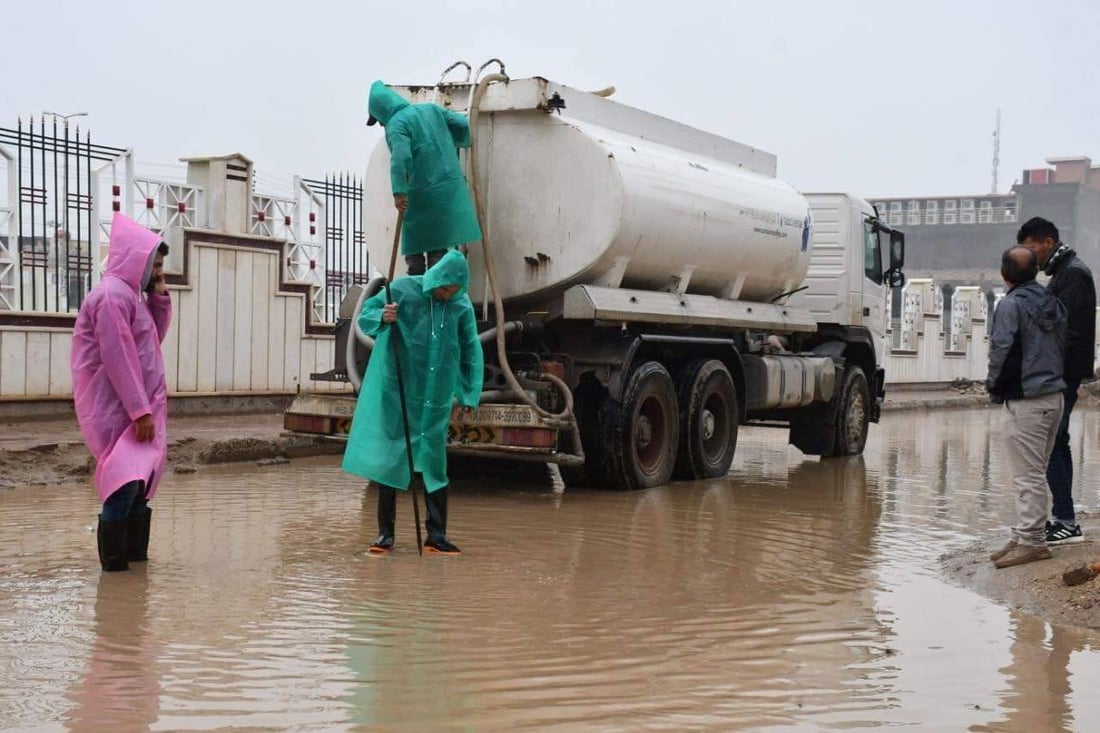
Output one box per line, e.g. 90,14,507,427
368,80,483,256
341,250,484,492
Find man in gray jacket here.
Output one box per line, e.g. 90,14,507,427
987,247,1067,569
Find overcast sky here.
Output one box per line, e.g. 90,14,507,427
3,0,1096,198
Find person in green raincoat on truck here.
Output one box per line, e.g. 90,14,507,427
367,80,483,275
342,250,484,555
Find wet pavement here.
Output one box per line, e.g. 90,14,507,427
2,408,1099,731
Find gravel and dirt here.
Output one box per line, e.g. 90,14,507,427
943,517,1100,629
0,412,344,491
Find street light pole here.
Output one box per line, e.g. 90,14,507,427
42,111,88,128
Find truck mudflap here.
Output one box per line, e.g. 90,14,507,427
872,367,886,423
283,395,583,467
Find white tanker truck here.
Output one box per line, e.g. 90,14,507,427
285,71,906,490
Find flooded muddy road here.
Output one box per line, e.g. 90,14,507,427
2,408,1099,731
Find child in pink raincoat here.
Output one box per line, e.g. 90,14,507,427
71,213,172,572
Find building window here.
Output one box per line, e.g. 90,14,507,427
944,200,957,225
925,200,939,225
978,200,993,223
961,199,975,224
889,201,903,226
907,200,921,225
1004,203,1017,222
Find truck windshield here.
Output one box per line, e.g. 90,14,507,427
863,221,883,285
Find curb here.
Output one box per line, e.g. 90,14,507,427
883,394,992,412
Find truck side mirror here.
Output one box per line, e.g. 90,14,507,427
884,231,905,288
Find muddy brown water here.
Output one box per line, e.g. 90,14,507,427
2,408,1099,731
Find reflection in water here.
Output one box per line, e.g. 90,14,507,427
0,407,1097,730
975,611,1086,733
65,569,161,732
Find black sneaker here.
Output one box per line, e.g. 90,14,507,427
424,537,462,555
1046,522,1084,546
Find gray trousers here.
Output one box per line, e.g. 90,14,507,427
1005,392,1064,546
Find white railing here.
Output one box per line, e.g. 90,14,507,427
0,207,15,309
881,206,1019,228
250,193,297,241
132,177,205,232
0,208,14,308
130,177,204,274
88,149,135,287
289,179,328,325
0,142,15,310
248,180,329,325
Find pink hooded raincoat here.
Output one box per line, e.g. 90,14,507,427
71,213,172,502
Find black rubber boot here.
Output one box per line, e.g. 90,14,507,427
424,487,461,555
97,515,130,572
369,484,397,554
126,505,152,562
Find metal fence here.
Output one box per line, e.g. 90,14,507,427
0,119,128,313
1,119,367,325
301,174,369,324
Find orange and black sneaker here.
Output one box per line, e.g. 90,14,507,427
424,537,462,555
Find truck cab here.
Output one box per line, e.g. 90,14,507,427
790,194,906,407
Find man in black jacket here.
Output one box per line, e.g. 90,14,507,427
1018,217,1097,545
987,246,1066,569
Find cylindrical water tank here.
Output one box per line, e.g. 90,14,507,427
363,110,813,306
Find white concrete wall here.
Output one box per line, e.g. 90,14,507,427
886,314,990,384
886,280,989,384
886,282,1100,385
2,269,1096,396
0,232,348,400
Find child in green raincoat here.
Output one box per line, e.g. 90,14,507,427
342,250,484,554
367,80,483,276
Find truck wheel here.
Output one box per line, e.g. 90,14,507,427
603,361,679,490
830,366,870,456
673,359,738,480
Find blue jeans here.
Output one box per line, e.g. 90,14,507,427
1047,379,1080,524
102,480,148,522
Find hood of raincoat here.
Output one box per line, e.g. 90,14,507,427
1011,280,1067,333
422,250,470,299
104,213,163,292
368,81,410,127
